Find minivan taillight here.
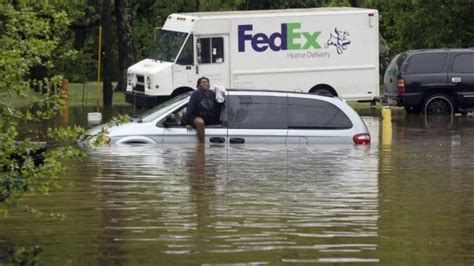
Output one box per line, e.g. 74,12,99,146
397,78,406,94
353,133,370,145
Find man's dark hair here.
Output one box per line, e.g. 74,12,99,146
196,76,210,88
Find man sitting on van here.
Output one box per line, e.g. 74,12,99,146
185,77,224,143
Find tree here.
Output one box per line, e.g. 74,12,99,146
368,0,474,56
102,0,114,105
0,1,84,216
115,0,135,92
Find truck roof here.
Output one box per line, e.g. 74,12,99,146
174,7,377,19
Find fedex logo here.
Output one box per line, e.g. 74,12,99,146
238,23,321,52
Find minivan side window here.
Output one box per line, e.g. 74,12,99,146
451,54,474,73
228,95,287,129
404,53,448,74
197,37,224,64
288,97,352,129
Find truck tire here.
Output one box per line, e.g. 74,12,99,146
423,94,454,115
310,85,336,96
313,88,333,96
171,87,193,97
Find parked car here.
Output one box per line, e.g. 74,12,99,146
384,48,474,115
82,90,371,145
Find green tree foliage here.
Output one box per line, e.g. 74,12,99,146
0,1,85,216
57,0,101,83
369,0,474,55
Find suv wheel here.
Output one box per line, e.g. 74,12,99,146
423,94,454,115
405,106,420,115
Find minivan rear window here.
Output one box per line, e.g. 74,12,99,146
404,53,448,74
288,98,352,129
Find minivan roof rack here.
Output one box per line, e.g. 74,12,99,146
226,88,336,98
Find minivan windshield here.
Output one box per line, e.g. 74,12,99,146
148,29,188,62
138,93,191,122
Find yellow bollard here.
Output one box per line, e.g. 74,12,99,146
60,78,69,123
61,78,69,99
381,106,392,146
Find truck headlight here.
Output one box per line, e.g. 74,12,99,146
146,76,151,89
127,73,132,86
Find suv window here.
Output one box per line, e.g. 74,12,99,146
405,53,448,74
288,97,352,129
228,95,287,129
451,54,474,73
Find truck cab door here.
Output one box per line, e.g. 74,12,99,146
173,33,196,88
194,35,230,88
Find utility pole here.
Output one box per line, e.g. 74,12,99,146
102,0,113,106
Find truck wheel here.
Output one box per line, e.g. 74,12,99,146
423,94,454,115
171,87,193,97
309,85,337,96
311,88,334,96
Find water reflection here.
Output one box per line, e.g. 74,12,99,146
377,114,474,265
4,112,474,264
187,145,215,232
71,138,380,265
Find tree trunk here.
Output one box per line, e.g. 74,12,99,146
102,0,113,105
115,0,135,92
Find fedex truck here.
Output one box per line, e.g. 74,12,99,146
125,7,379,108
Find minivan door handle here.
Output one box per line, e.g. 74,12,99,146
229,138,245,144
186,66,192,70
210,137,225,143
452,77,462,83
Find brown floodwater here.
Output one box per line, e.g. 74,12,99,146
1,107,474,265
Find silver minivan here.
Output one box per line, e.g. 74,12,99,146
83,90,371,145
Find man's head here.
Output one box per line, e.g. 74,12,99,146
196,76,210,91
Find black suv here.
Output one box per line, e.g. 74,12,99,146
384,49,474,115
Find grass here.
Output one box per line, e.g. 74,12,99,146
66,82,128,106
349,101,405,116
0,82,129,108
3,82,406,116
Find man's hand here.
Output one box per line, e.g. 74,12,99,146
186,125,194,133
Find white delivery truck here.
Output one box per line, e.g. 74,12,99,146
125,7,379,108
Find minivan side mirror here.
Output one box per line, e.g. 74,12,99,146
163,115,178,128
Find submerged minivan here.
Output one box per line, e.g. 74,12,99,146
83,90,370,145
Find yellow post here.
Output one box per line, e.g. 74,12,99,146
96,26,103,112
381,106,392,146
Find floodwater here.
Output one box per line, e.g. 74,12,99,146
2,107,474,265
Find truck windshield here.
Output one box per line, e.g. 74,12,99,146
148,29,188,62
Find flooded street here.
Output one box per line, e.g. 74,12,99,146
2,110,474,264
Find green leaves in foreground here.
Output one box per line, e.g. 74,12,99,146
0,1,85,216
